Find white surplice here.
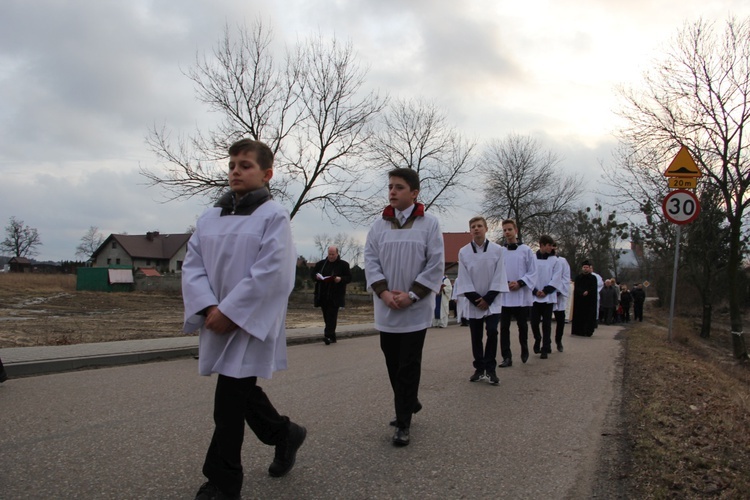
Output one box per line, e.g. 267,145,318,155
554,256,572,312
500,244,537,308
533,254,564,304
182,201,296,379
365,213,444,333
455,241,509,319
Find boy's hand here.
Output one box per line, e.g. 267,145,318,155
381,290,406,309
205,306,237,333
474,297,489,310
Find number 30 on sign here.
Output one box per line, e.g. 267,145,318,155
662,189,701,225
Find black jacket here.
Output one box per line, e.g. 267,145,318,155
311,257,352,308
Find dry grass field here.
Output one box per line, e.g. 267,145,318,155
0,273,373,348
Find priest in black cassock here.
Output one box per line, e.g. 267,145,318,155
571,260,599,336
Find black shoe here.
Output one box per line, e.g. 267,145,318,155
389,400,422,426
330,338,337,343
323,337,331,345
533,340,541,354
556,342,564,353
194,482,240,500
392,427,410,446
499,358,512,368
540,352,548,359
487,372,499,385
268,423,307,478
469,369,484,382
521,350,529,364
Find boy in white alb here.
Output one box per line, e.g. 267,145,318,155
499,220,537,366
182,139,306,500
551,244,571,352
455,216,508,384
365,168,444,447
530,235,564,359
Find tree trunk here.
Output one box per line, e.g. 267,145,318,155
727,223,749,359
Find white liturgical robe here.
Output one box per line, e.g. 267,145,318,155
532,254,564,304
182,201,296,379
455,241,509,319
554,256,572,312
500,244,537,308
365,213,444,333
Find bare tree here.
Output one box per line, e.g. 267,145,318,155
609,17,750,359
480,134,583,243
313,232,363,266
1,216,42,258
75,226,105,259
368,98,476,216
141,20,385,222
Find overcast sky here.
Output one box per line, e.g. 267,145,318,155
2,0,749,263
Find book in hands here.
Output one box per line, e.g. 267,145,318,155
316,273,336,282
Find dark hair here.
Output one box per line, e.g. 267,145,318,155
388,168,420,191
228,139,274,170
539,234,555,246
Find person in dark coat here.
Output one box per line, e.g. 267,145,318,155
619,285,632,322
571,260,598,336
599,279,618,325
312,246,352,344
631,283,646,322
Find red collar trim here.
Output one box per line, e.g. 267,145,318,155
382,203,425,219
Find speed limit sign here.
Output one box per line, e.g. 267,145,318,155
662,189,701,225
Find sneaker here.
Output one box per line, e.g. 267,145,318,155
268,422,307,477
194,481,240,500
469,369,484,382
487,372,499,385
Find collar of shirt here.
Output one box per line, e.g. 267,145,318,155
396,205,415,222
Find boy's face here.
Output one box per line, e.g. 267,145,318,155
388,176,418,211
502,223,517,242
539,242,554,254
228,150,273,196
470,220,487,241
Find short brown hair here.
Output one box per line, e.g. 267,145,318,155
539,234,555,246
501,219,517,229
388,168,420,191
469,216,487,228
228,139,274,170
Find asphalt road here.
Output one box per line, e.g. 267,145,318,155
0,323,625,499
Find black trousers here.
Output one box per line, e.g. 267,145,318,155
500,306,529,361
553,309,565,344
321,303,340,340
203,375,289,496
634,302,644,321
469,313,500,372
380,330,426,429
530,302,554,354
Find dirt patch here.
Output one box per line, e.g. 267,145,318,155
622,315,750,498
0,274,373,347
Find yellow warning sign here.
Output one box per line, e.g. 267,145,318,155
664,146,703,178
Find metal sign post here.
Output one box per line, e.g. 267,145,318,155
662,146,703,342
667,226,681,342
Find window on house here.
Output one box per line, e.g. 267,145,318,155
116,258,121,265
177,260,183,271
107,258,111,265
112,242,117,249
146,260,151,266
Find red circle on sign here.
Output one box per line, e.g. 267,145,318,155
662,189,701,225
